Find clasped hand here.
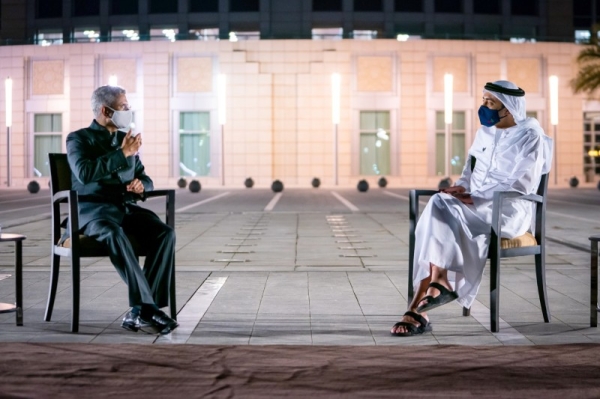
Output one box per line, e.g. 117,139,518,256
126,178,144,194
440,186,474,205
121,130,141,158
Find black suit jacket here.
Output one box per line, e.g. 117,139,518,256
66,120,154,230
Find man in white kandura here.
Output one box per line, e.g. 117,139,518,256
391,80,553,336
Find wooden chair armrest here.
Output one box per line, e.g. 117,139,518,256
52,189,72,204
412,189,439,197
146,189,173,198
409,189,438,225
146,189,175,229
491,191,544,240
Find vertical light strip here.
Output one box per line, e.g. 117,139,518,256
331,73,340,125
444,73,453,124
108,74,118,86
549,75,559,185
218,74,226,125
5,76,12,187
5,77,12,128
549,75,559,126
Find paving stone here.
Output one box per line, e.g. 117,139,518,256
0,210,597,346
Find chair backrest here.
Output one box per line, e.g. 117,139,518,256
48,153,72,196
533,172,549,243
472,155,548,197
536,172,548,197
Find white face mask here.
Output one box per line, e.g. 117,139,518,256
105,105,133,131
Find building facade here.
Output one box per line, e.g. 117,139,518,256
0,0,598,188
0,0,590,44
0,37,595,188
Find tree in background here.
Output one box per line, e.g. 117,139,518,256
572,24,600,98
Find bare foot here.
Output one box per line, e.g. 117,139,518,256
417,280,453,309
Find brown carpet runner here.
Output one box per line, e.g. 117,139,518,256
1,343,599,398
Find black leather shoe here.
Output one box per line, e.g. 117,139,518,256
121,310,140,332
141,310,178,335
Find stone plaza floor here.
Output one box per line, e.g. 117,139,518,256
1,205,598,346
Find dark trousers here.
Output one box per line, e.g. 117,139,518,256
83,206,175,308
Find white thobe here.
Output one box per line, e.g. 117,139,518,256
413,118,553,308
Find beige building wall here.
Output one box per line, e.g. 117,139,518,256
0,39,593,188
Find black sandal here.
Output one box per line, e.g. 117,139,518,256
390,311,432,337
415,282,458,313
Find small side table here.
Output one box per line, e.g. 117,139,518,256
0,233,26,326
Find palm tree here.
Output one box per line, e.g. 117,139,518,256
572,24,600,98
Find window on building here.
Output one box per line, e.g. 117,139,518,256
190,0,219,12
35,30,63,46
36,0,62,18
228,31,260,41
354,0,382,12
150,28,178,41
583,112,600,179
149,0,177,13
230,0,259,12
474,0,500,14
574,0,598,29
73,0,100,16
396,34,422,41
359,111,391,176
351,30,378,40
434,23,464,37
575,30,592,43
473,23,501,38
111,29,140,41
394,0,423,12
574,0,592,15
313,0,342,12
435,111,465,176
508,25,537,41
189,28,219,40
574,16,593,30
72,28,101,43
33,114,62,177
312,27,343,40
111,0,138,15
179,112,211,177
395,22,425,37
434,0,462,13
511,0,537,16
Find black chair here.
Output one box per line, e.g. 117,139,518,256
44,153,177,332
408,173,550,332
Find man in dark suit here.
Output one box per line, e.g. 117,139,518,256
66,85,178,335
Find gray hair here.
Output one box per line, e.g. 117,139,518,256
91,85,127,117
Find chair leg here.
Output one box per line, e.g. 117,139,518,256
44,253,61,322
591,239,598,328
408,191,417,304
169,264,177,320
534,252,551,323
463,307,470,316
71,255,80,333
407,268,414,304
490,255,500,333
